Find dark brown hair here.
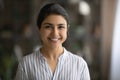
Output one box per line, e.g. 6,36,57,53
37,3,70,29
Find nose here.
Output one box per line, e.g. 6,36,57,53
51,27,59,37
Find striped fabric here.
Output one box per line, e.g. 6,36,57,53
15,48,90,80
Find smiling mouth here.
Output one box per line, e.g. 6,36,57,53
48,37,61,42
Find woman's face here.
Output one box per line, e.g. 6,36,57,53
39,14,68,48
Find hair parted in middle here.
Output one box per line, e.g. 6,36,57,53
37,3,70,29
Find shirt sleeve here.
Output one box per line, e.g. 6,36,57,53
15,61,28,80
80,62,90,80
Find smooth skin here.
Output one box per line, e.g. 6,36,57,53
39,14,68,73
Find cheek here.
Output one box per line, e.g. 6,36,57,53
40,33,45,39
40,31,49,39
62,31,67,39
40,31,45,39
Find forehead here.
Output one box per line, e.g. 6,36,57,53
42,14,67,25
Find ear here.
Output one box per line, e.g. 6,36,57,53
67,24,70,35
67,24,70,31
67,24,70,30
68,24,70,28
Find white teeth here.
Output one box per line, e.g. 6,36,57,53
51,38,59,41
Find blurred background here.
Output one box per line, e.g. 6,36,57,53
0,0,120,80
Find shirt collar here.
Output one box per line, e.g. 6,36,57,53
38,47,68,62
58,47,68,61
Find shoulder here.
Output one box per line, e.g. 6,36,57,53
64,50,89,74
65,50,88,66
24,50,38,60
19,50,39,67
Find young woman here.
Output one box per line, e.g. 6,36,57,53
15,3,90,80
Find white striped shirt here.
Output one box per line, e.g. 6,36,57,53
15,48,90,80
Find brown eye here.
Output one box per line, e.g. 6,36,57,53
58,25,65,29
45,26,50,28
45,25,52,29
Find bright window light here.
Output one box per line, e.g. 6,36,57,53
79,1,90,16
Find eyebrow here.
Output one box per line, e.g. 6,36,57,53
43,23,66,26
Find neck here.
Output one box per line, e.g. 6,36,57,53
40,46,64,60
